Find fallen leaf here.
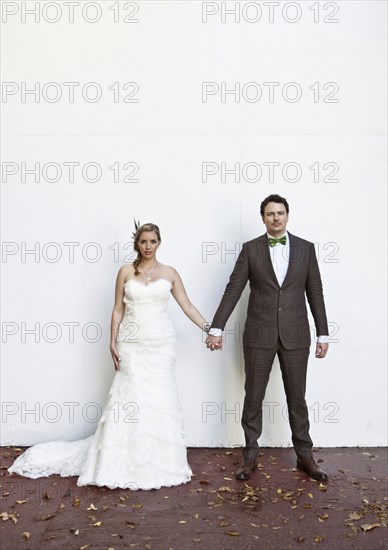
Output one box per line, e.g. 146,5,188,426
79,546,89,550
132,504,143,510
314,535,325,543
0,512,9,521
10,514,18,524
178,520,186,524
93,521,102,527
307,493,314,499
73,498,81,506
16,500,28,505
125,521,138,530
226,531,240,536
37,514,55,521
318,513,329,521
22,532,30,540
295,536,305,543
349,512,363,520
193,539,201,543
87,503,98,511
361,523,381,532
199,480,209,484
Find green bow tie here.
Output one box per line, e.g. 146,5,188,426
269,236,287,247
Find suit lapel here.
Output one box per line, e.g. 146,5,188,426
257,234,280,288
281,232,296,288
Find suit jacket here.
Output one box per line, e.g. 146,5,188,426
211,232,328,350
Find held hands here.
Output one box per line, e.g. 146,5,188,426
206,334,223,351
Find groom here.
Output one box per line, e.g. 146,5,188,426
206,194,329,482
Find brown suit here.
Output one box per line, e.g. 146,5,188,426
211,232,328,458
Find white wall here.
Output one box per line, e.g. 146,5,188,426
1,1,386,448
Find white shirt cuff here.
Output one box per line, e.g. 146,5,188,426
317,335,329,343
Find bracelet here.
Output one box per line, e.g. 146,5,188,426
203,323,211,333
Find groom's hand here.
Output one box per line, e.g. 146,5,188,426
206,334,222,351
315,342,329,358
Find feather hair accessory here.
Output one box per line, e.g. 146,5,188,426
132,218,140,239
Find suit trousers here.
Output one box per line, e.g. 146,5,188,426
242,340,313,459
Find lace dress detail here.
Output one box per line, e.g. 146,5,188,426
8,279,192,490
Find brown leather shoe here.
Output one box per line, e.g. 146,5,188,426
296,457,328,482
235,458,257,480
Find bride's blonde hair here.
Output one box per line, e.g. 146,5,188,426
133,223,161,275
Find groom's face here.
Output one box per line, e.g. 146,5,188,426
262,202,289,237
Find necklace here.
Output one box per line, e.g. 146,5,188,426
141,261,158,285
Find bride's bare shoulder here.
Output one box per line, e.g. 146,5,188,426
157,264,177,280
118,264,135,283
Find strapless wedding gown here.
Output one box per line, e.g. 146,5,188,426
8,278,192,490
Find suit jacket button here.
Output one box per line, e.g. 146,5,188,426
278,307,283,311
280,290,284,294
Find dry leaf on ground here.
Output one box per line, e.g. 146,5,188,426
361,523,381,532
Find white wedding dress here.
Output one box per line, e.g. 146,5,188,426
8,278,192,490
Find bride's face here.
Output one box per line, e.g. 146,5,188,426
137,231,160,261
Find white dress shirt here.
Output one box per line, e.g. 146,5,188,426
210,231,328,343
268,231,289,287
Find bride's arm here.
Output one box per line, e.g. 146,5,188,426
110,266,127,369
170,268,208,331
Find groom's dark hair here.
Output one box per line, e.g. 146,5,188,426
260,194,289,216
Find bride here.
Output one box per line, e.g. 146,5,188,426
8,223,211,490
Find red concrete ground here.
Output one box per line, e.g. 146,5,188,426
1,447,387,550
